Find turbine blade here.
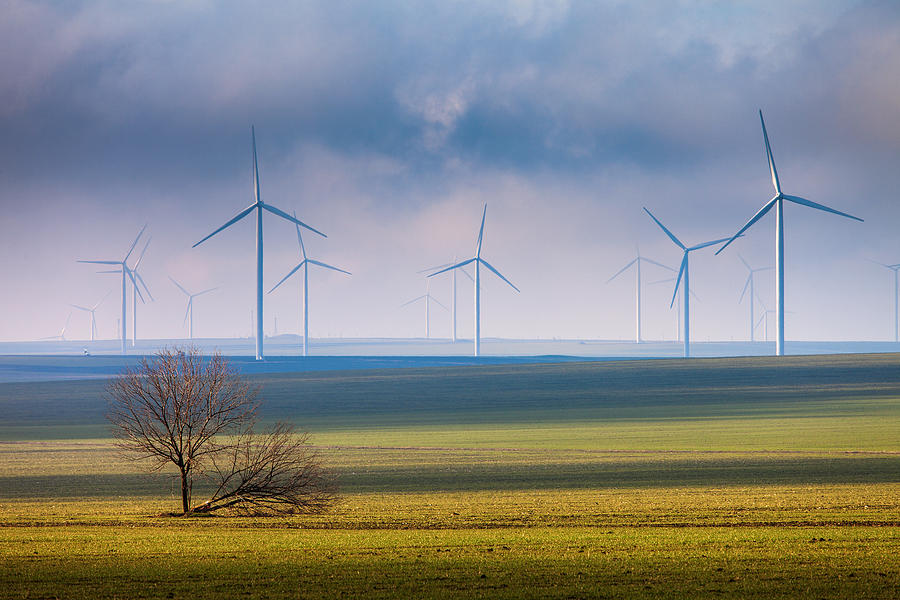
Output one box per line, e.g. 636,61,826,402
475,204,487,257
689,235,738,252
417,262,454,274
126,268,145,303
480,258,520,292
430,296,449,311
293,210,308,260
307,259,351,275
123,224,147,262
96,270,121,274
606,258,638,284
77,260,121,265
261,204,326,238
184,298,192,325
737,253,752,271
755,291,768,312
670,254,687,309
639,256,675,272
136,272,153,302
715,195,778,255
782,194,863,222
193,203,257,248
93,290,112,310
168,276,191,296
461,268,475,283
267,262,306,294
648,277,674,286
134,237,151,269
643,208,685,250
400,295,426,307
251,125,260,203
755,312,766,330
70,304,91,312
865,258,892,269
194,287,218,297
739,274,751,303
759,110,781,195
428,258,476,278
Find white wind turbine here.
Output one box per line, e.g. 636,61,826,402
607,247,674,343
41,312,72,341
868,260,900,343
644,207,732,358
193,126,325,361
169,277,218,341
401,279,448,339
267,215,350,357
649,277,700,342
737,254,773,343
70,291,111,342
754,292,794,344
129,237,153,347
428,204,519,357
78,225,147,354
716,111,863,356
420,258,473,342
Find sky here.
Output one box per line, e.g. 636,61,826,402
1,0,899,344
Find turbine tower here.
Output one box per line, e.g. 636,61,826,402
644,208,731,358
737,254,772,343
169,277,218,340
267,215,350,357
716,111,863,356
420,258,473,342
70,291,111,342
401,279,448,339
193,126,326,361
607,247,674,343
78,225,147,354
429,205,519,357
868,260,900,343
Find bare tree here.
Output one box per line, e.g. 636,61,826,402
107,347,335,515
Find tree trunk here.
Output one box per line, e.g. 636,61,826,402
181,467,191,515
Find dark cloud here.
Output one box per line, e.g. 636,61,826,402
1,0,898,343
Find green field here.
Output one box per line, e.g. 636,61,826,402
2,354,900,598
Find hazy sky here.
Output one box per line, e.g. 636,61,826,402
2,0,899,344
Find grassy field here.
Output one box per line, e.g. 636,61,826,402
1,354,900,598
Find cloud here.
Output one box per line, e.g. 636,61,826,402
3,0,900,344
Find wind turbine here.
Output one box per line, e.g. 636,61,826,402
267,214,350,357
169,277,218,340
716,110,863,356
644,207,731,358
649,277,702,342
70,291,111,342
128,237,153,347
41,312,72,341
868,260,900,343
607,247,674,343
737,254,773,343
401,279,448,339
754,292,793,344
420,258,473,342
428,204,519,357
78,225,147,354
193,126,325,361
